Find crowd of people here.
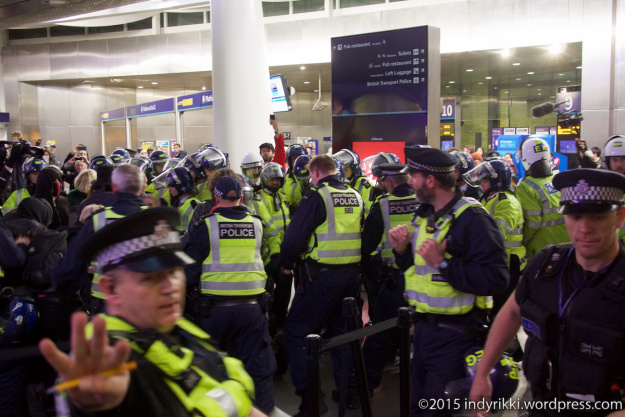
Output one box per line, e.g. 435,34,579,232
1,126,625,417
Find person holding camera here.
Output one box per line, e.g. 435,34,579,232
63,148,89,190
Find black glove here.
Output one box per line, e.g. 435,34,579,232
5,143,28,168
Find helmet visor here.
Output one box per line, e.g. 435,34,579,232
151,168,172,190
462,161,498,187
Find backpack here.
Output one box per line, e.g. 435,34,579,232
22,229,68,290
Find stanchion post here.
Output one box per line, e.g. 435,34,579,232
398,307,413,417
306,334,323,417
342,297,373,417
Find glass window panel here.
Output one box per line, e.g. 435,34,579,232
50,26,85,37
262,1,290,16
88,25,124,34
340,0,384,9
127,17,152,31
8,28,48,40
167,12,204,27
293,0,325,14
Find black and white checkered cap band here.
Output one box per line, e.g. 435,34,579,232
379,168,404,176
95,231,181,269
560,185,624,204
407,159,455,173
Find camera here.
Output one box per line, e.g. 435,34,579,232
25,145,45,159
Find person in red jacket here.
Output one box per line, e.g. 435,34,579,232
260,118,286,168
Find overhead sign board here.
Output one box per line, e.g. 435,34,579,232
127,98,175,118
100,107,125,122
177,92,214,111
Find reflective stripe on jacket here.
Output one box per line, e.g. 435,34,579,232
516,175,569,257
200,213,266,296
484,191,527,271
404,197,493,314
90,207,127,299
88,314,255,417
377,194,418,268
305,184,363,264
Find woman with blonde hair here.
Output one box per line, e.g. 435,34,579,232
67,169,96,211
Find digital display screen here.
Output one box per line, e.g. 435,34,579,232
331,27,430,150
441,140,454,151
270,75,292,113
559,140,577,154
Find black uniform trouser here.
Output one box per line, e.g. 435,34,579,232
411,317,483,417
267,269,292,334
0,359,26,416
361,262,382,319
200,298,277,414
284,263,362,397
362,269,407,391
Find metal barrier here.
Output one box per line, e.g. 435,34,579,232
304,297,415,417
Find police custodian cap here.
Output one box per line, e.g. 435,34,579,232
80,207,194,273
553,168,625,215
402,145,456,174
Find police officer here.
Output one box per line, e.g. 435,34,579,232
110,148,131,166
2,157,46,215
470,168,625,417
250,163,290,334
463,159,527,315
361,152,403,317
195,145,230,202
53,164,147,313
241,152,264,192
388,145,509,416
163,166,200,233
450,150,481,200
144,150,172,206
516,136,570,257
281,144,308,215
39,207,266,417
293,155,313,194
361,154,416,395
333,149,379,216
280,155,364,416
184,176,278,415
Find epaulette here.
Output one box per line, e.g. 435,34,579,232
361,180,371,189
498,193,508,201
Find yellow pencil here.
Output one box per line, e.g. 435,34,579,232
46,361,138,394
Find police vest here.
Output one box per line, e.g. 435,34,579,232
145,182,172,206
201,213,267,296
516,175,570,257
197,182,213,202
404,198,493,315
1,188,31,215
280,173,303,212
483,191,527,271
252,189,290,263
178,197,200,232
520,244,625,403
90,206,149,299
352,176,376,217
87,314,255,417
305,184,363,265
376,193,418,269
